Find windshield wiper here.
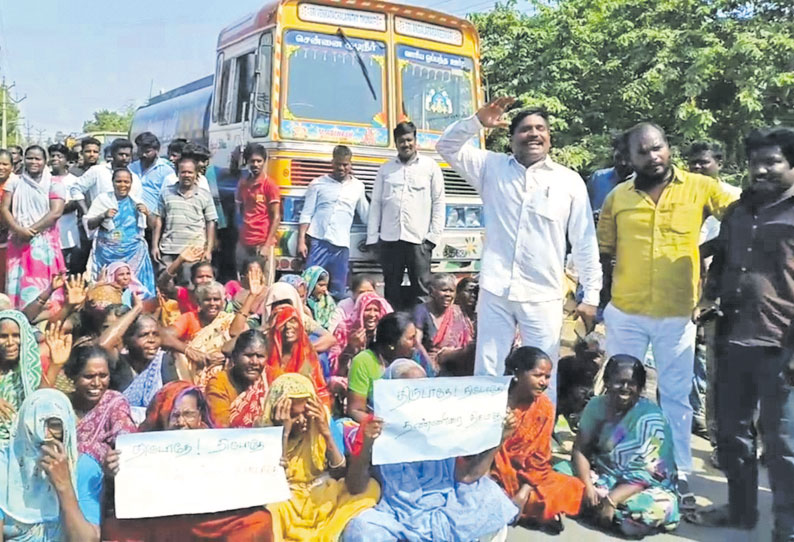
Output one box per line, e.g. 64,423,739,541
336,27,378,101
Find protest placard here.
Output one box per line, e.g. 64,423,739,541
372,375,511,465
115,427,290,519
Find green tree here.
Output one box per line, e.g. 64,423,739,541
82,107,135,133
471,0,794,174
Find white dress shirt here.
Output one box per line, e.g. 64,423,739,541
437,115,602,305
69,163,143,205
55,173,81,249
299,174,369,249
366,153,445,246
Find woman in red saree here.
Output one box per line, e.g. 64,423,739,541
102,381,273,542
265,304,330,407
204,329,269,428
492,346,585,534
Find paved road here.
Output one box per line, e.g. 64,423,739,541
506,433,773,542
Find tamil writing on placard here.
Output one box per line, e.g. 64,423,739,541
372,376,511,465
115,427,290,519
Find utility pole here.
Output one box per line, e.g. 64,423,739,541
1,77,26,148
34,128,46,144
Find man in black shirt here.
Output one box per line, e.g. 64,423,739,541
698,127,794,539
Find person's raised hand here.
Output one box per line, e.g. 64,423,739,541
305,397,329,436
180,244,205,264
363,417,383,443
476,97,517,129
348,328,367,352
44,321,73,370
274,396,294,435
66,273,88,306
50,273,66,292
104,448,121,478
247,266,266,298
38,440,72,492
502,408,518,441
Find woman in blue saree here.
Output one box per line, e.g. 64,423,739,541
570,354,680,537
83,168,155,299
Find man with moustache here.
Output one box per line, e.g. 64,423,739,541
437,97,602,405
696,128,794,539
597,122,738,506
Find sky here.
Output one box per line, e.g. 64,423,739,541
0,0,517,141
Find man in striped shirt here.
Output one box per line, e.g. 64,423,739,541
152,155,217,284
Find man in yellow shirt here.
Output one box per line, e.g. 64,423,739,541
597,122,739,506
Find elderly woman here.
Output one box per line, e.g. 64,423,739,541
0,389,101,541
84,167,155,299
259,373,379,542
162,280,233,387
413,273,475,377
116,314,185,413
491,347,584,534
205,329,268,428
63,345,136,469
346,312,416,423
335,274,376,325
0,310,42,443
571,355,680,537
265,304,331,407
102,381,273,542
342,359,519,542
0,145,66,309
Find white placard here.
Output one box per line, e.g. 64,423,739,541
115,428,290,519
299,3,386,31
395,17,464,46
372,376,510,465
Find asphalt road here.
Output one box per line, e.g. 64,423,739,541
506,432,774,542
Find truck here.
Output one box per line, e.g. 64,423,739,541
130,0,486,280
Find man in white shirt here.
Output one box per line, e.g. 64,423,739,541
298,145,369,300
367,121,445,309
70,138,142,212
437,97,602,403
48,143,82,273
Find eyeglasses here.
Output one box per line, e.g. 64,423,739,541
169,409,201,422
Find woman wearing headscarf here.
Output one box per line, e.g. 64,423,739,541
337,292,393,368
342,359,519,542
265,304,331,407
205,329,268,428
0,389,101,541
0,146,66,309
301,266,338,331
83,167,155,299
259,373,379,542
0,310,42,444
104,262,148,308
102,381,273,542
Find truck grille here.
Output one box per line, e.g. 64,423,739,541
289,159,477,196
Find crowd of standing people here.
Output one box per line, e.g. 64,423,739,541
0,95,792,542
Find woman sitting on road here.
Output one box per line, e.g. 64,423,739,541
570,355,680,537
491,347,584,534
342,359,519,542
102,381,273,542
205,329,268,428
258,373,379,542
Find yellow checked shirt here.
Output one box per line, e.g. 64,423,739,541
597,167,739,317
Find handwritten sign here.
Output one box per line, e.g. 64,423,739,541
372,376,511,465
115,428,290,519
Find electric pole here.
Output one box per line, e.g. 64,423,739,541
1,78,26,148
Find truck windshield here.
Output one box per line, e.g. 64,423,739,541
397,45,475,149
282,30,388,146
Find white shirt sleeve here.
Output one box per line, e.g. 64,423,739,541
299,179,320,226
426,161,445,246
355,181,370,225
70,167,96,200
436,115,489,193
567,174,603,305
366,168,385,245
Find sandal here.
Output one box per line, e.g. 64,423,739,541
676,478,697,511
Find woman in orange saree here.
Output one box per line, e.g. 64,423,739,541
491,347,585,534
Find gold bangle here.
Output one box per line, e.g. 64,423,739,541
329,457,346,469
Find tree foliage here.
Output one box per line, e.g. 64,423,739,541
471,0,794,174
82,107,135,133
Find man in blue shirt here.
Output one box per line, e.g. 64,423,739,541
129,132,177,214
587,133,634,220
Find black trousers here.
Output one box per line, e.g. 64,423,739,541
378,240,432,310
715,343,794,538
